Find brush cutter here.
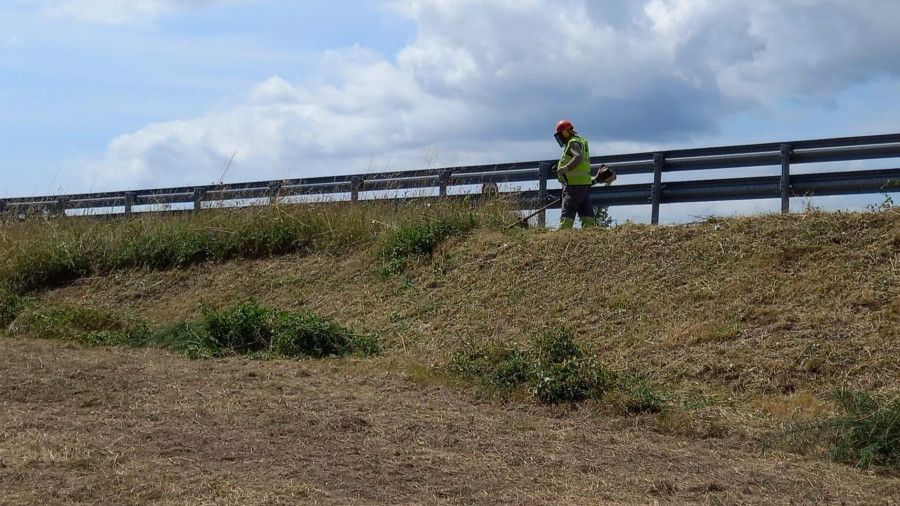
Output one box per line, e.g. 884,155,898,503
505,165,616,229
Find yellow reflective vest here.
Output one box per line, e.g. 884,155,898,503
558,136,592,185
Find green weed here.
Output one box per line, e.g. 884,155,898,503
771,389,900,470
381,213,477,275
202,299,274,354
271,311,382,358
449,327,657,406
0,284,24,327
10,299,381,360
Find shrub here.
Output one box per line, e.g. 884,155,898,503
450,346,531,391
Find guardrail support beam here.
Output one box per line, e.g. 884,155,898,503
124,192,136,215
538,162,550,227
350,176,362,202
651,153,664,225
438,169,452,197
55,197,69,217
192,189,206,212
780,144,792,214
268,183,282,205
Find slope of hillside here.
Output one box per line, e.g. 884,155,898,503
3,206,900,504
35,209,900,394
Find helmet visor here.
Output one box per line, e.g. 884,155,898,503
554,132,566,147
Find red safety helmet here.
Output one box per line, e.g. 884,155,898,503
555,120,575,147
555,120,574,134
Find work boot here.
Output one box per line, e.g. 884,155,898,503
581,217,597,228
559,218,575,229
593,165,617,185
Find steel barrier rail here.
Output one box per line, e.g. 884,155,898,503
2,132,900,224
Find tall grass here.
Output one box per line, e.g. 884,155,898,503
0,198,515,297
381,212,478,275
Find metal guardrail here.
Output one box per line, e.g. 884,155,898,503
2,133,899,225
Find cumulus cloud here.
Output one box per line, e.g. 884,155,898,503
42,0,250,25
86,0,900,190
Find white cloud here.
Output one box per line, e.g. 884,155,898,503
42,0,252,25
86,0,900,191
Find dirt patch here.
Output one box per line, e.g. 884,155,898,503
2,336,899,505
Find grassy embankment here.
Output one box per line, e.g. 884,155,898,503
2,199,900,470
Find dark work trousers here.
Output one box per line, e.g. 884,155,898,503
561,184,595,221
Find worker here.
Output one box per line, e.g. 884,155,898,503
553,120,615,229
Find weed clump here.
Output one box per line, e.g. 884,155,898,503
271,311,382,358
381,213,477,275
10,299,382,360
450,327,664,409
199,300,382,358
0,284,24,327
827,390,900,469
203,299,274,354
776,389,900,470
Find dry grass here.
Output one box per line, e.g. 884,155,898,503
2,336,899,505
30,210,900,406
3,207,900,502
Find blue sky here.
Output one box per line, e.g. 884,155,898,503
2,0,900,222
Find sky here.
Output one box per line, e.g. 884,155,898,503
2,0,900,223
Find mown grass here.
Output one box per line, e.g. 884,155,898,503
10,298,381,360
450,326,667,410
4,201,900,472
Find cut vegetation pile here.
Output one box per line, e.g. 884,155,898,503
2,200,900,481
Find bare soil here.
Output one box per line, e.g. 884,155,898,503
2,336,899,505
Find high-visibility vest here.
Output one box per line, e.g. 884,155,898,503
558,136,592,185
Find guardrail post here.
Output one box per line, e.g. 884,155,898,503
438,169,452,197
124,192,135,215
350,176,362,202
651,153,664,225
55,197,69,217
192,188,206,212
268,182,282,205
538,162,550,227
780,144,792,214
